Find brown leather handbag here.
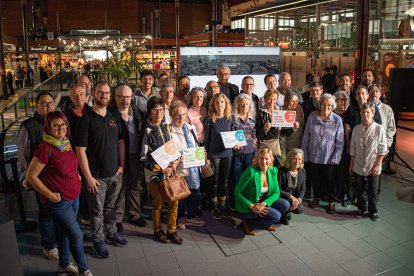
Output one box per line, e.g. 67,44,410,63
161,175,191,203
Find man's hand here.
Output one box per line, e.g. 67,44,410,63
371,163,382,176
116,166,123,175
86,176,100,194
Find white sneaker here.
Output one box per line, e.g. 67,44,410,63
58,262,78,274
186,217,205,227
82,270,93,276
177,217,186,230
43,247,59,261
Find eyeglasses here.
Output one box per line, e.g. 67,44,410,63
151,108,164,113
321,104,333,108
117,95,132,100
96,91,111,96
243,83,255,86
51,123,68,129
38,100,55,107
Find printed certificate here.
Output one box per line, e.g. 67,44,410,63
272,110,296,127
151,140,181,170
183,147,206,168
220,130,248,148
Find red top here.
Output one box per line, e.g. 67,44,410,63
34,142,81,204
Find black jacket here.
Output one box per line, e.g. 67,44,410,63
220,82,240,103
21,112,44,158
278,167,306,200
256,108,294,141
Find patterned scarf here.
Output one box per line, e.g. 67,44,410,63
42,133,72,152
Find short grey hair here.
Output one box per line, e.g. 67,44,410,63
69,84,86,95
233,93,256,118
160,83,175,94
217,65,231,75
334,90,350,109
115,84,132,96
279,72,291,81
319,93,337,111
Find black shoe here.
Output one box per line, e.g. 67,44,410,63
154,230,170,244
370,213,379,221
326,203,336,214
195,205,203,217
280,216,289,225
211,206,223,220
355,209,365,218
92,241,110,259
341,200,351,208
219,204,231,218
116,223,123,233
286,212,292,221
130,217,147,227
167,232,183,245
228,201,236,212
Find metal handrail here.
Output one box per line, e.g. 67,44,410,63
0,72,62,130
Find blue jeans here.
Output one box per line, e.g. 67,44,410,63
46,196,88,272
228,152,255,206
242,198,290,230
34,191,56,250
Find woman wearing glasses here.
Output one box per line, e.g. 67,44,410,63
26,111,92,276
302,93,344,214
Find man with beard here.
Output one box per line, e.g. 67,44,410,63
278,72,303,104
362,69,375,88
240,76,259,110
111,85,146,232
132,70,160,114
338,73,355,103
18,91,58,260
64,84,91,225
176,75,190,102
205,80,220,108
76,81,128,259
217,65,239,103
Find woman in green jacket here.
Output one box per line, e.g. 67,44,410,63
235,147,290,235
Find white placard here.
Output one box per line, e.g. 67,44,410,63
271,110,296,127
183,147,206,168
150,140,181,170
220,130,248,148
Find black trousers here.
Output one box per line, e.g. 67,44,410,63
209,156,232,198
355,173,379,214
310,163,335,202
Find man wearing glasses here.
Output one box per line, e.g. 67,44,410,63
110,85,146,231
76,81,128,259
18,91,58,261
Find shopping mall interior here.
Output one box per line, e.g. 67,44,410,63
0,0,414,275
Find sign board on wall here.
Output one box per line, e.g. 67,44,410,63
180,47,280,98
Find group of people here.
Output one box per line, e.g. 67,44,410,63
17,65,395,275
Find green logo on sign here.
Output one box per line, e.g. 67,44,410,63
195,148,204,161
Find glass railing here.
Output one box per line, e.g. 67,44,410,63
0,73,61,130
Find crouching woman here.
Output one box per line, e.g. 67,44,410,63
234,147,290,235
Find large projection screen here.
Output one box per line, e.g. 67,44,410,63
180,47,280,98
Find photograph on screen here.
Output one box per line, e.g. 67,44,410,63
180,47,280,98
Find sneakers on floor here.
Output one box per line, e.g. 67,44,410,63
105,233,128,247
355,209,365,218
130,217,147,227
154,230,170,244
341,199,351,208
43,247,59,261
211,206,223,220
58,262,78,274
92,240,110,259
82,270,93,276
167,232,183,245
186,217,205,227
370,213,379,221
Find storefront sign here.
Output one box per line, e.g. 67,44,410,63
217,42,244,46
30,46,59,52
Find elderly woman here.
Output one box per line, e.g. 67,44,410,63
278,148,306,224
333,91,352,207
26,111,92,276
159,83,175,124
187,87,208,145
350,103,387,221
256,89,298,168
235,147,290,235
204,93,234,219
284,92,305,152
140,97,183,244
169,100,205,229
228,93,256,210
302,93,344,214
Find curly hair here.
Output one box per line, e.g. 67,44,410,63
208,93,233,122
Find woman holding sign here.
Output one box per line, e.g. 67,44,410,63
302,93,344,214
228,93,257,211
170,100,205,229
256,89,298,168
204,93,234,220
140,97,183,245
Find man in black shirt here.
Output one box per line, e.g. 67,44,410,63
217,65,239,103
240,76,259,110
76,81,128,259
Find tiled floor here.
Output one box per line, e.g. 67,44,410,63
7,122,414,275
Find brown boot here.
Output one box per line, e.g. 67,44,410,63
242,219,256,235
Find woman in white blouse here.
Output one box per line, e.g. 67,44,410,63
349,103,388,221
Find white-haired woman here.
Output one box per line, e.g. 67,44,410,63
302,93,344,214
228,93,256,210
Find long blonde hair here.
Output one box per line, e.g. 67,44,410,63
208,93,233,122
252,147,275,167
282,148,305,169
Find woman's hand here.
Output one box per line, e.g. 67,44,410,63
250,202,268,217
264,123,272,132
293,121,300,129
234,145,242,151
290,196,300,210
50,192,61,203
371,163,382,176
